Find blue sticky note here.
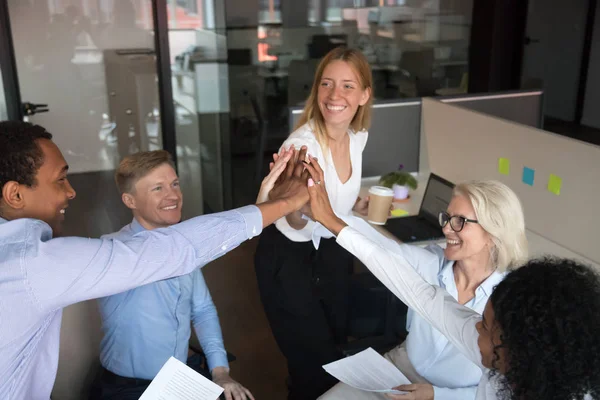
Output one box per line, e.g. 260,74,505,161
522,167,535,186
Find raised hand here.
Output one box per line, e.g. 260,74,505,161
268,146,310,212
256,147,293,204
302,156,347,235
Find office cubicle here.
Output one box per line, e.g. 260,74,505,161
287,89,544,178
421,97,600,266
437,89,544,129
289,98,422,176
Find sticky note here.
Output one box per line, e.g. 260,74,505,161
498,158,510,175
548,174,562,195
391,208,409,217
522,167,535,186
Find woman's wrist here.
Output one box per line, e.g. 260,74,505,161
323,215,347,236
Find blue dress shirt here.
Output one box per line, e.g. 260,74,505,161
0,206,262,400
404,245,504,400
98,218,228,379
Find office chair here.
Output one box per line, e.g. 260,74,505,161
393,49,437,98
341,266,408,356
188,344,237,377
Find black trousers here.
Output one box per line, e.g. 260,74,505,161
254,225,354,400
89,354,209,400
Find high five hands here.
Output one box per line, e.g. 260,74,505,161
257,145,312,212
260,146,347,235
301,155,348,235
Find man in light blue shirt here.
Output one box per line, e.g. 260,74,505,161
0,121,308,400
92,150,253,400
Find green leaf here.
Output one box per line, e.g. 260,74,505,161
379,171,418,190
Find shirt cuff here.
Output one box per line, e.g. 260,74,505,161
336,226,354,248
235,205,263,239
207,352,230,373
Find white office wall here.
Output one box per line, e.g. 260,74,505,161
582,4,600,129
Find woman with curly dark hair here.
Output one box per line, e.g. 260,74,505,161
303,157,600,400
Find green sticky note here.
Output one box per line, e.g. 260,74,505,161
548,174,562,195
498,158,510,175
391,208,409,217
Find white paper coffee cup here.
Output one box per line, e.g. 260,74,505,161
367,186,394,225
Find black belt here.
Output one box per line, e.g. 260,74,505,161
101,368,152,387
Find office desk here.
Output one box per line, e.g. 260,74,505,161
359,175,426,218
356,174,433,244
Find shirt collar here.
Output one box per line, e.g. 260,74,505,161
438,261,455,289
438,261,505,298
479,269,505,297
0,217,7,225
130,218,147,234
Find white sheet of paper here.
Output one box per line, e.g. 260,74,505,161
139,357,224,400
323,348,410,394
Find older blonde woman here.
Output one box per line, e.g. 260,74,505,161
320,180,528,400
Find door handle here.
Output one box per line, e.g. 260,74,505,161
22,102,49,116
524,36,540,45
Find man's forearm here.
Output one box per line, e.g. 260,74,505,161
256,199,296,228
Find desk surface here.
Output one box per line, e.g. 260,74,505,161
359,175,600,269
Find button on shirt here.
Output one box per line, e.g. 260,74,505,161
404,245,504,400
98,219,228,380
0,206,262,400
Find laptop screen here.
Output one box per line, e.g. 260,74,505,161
419,174,455,225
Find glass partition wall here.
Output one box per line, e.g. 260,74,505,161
166,0,473,208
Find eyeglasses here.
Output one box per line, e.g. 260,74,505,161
438,212,479,232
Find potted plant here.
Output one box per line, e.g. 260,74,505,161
379,164,418,200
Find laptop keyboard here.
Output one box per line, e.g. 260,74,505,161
384,217,444,243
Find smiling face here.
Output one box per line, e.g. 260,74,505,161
443,194,493,263
10,139,77,236
317,60,370,132
122,163,183,230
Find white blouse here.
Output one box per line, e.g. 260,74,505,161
275,121,368,248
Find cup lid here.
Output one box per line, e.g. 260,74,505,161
369,186,394,196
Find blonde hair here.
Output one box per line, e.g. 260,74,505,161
295,47,373,151
115,150,175,194
453,180,528,272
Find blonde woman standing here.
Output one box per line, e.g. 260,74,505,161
254,47,373,400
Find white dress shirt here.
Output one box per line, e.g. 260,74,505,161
275,122,368,248
337,217,501,400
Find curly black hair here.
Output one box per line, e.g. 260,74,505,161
0,121,52,199
490,257,600,400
